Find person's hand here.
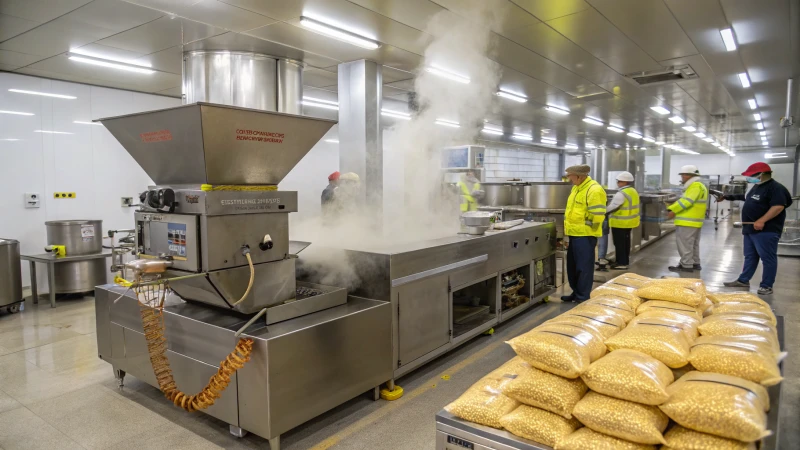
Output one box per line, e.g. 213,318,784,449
667,211,676,220
754,219,766,231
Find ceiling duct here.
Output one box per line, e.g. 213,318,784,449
625,65,698,86
183,51,304,114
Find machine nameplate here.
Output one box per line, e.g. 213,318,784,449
446,435,474,450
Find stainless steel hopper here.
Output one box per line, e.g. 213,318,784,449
99,102,336,186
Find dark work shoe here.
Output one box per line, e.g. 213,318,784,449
693,264,702,270
561,295,576,302
757,287,773,295
668,265,694,273
610,264,628,270
724,280,750,288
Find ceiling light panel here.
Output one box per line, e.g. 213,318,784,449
482,127,503,135
738,73,751,88
425,66,470,84
512,133,533,140
9,89,76,99
496,89,527,102
67,53,154,74
565,144,579,149
703,137,714,142
757,123,764,130
682,126,696,132
720,28,737,51
608,126,624,133
583,117,604,126
669,116,685,124
381,109,411,120
435,118,460,128
650,106,670,115
694,132,706,138
74,120,102,125
545,105,570,115
627,132,642,139
0,110,34,116
753,113,762,121
643,137,655,143
300,16,381,49
748,99,757,109
541,138,557,144
34,130,72,134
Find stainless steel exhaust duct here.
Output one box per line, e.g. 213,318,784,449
183,51,304,114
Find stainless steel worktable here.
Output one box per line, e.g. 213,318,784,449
435,316,785,450
21,251,112,307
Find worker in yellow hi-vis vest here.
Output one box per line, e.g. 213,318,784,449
607,171,640,270
666,165,709,273
457,171,484,212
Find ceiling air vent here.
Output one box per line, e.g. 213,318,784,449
626,65,698,86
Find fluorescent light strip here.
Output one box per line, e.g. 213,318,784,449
512,133,533,140
760,131,767,136
425,66,470,84
0,110,34,116
435,119,460,128
0,138,21,141
757,123,764,130
9,89,76,99
643,137,656,143
303,96,338,106
302,100,339,110
669,116,685,124
496,90,527,103
627,132,642,139
583,117,604,126
545,105,570,115
694,132,706,138
482,128,504,135
565,144,579,150
753,113,762,121
381,111,411,120
325,139,339,143
650,106,670,115
712,142,722,147
703,137,714,142
656,141,666,145
299,16,380,50
720,28,737,51
74,120,102,126
738,72,751,88
608,126,624,133
540,138,557,145
765,152,787,158
67,54,154,74
748,99,758,109
34,130,72,135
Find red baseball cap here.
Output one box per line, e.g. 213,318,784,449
328,171,341,181
741,162,771,176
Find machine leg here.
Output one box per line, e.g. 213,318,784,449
229,425,248,438
387,379,395,391
29,261,38,304
114,368,126,388
372,386,380,401
47,262,56,308
268,435,280,450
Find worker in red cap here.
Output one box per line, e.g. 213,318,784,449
714,162,793,295
321,171,340,217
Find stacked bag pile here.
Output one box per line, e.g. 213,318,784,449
444,272,784,450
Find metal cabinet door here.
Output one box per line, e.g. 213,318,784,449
397,274,450,366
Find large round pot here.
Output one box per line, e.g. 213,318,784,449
45,220,103,255
523,182,572,209
460,211,494,235
483,183,525,206
0,239,22,307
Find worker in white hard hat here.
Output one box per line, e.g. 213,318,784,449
606,171,640,270
666,164,709,272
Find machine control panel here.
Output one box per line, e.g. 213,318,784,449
136,212,200,272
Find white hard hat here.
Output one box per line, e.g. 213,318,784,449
616,171,634,182
678,164,700,176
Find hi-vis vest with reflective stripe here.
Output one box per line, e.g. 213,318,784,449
565,176,607,237
668,181,708,228
458,181,480,212
609,186,640,229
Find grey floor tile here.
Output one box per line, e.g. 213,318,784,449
0,390,20,415
0,407,83,450
28,385,169,449
0,353,106,406
106,423,223,450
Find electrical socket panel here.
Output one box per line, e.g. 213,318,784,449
121,197,133,207
25,193,40,208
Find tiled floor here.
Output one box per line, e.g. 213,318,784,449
0,221,796,449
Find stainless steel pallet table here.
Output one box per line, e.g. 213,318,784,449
21,251,112,308
436,316,785,450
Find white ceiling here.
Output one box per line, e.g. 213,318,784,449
1,0,798,154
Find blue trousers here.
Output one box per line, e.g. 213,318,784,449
738,232,781,288
597,220,609,261
567,236,598,300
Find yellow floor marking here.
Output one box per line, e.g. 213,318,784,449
309,303,562,449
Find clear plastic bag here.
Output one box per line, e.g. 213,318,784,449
707,303,777,325
605,322,691,368
555,427,657,450
635,278,706,307
581,297,635,323
659,371,770,442
628,314,699,341
507,323,607,378
662,425,757,450
499,405,582,447
572,391,669,445
707,291,770,307
501,361,588,418
699,314,778,339
607,273,652,289
444,358,525,428
591,285,643,309
547,313,624,339
636,300,701,320
689,337,784,386
581,349,674,405
699,297,713,317
571,302,633,324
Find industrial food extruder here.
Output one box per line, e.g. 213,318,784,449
94,101,557,449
